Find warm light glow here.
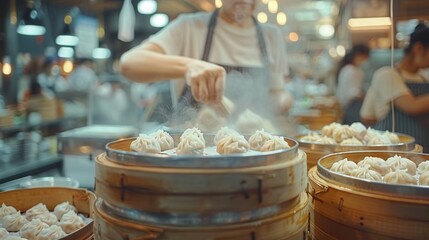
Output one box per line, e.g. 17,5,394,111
63,60,73,73
2,63,12,75
336,45,346,57
277,12,287,25
137,0,157,14
318,24,335,38
261,0,269,4
328,47,338,58
257,12,268,23
64,14,72,24
215,0,222,8
289,32,299,42
150,13,169,28
268,0,278,13
348,17,392,30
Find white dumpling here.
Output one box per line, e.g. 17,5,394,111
300,132,322,143
2,211,28,232
4,236,28,240
332,125,357,143
53,201,77,220
0,203,18,220
0,228,8,238
36,225,66,240
340,137,363,146
330,158,358,175
383,131,400,144
34,212,57,226
180,127,204,142
321,122,342,137
417,160,429,175
350,165,383,182
235,109,264,134
213,127,240,145
419,171,429,186
315,136,336,145
150,130,174,151
364,128,392,145
260,136,290,152
176,134,205,155
130,134,161,154
25,203,49,221
384,169,417,185
357,156,390,176
216,134,249,154
248,129,273,151
386,155,417,175
349,122,367,140
19,219,49,239
195,107,227,132
59,211,85,234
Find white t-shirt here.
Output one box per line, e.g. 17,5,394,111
360,67,426,120
336,64,364,107
146,12,289,99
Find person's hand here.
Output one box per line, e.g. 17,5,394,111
185,60,226,104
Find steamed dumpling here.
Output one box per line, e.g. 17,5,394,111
340,137,363,146
4,236,28,240
19,219,49,239
180,127,204,142
386,155,417,175
300,132,322,142
417,160,429,175
34,212,57,226
349,122,367,140
25,203,49,221
315,136,336,145
248,129,273,151
350,165,383,182
216,134,250,154
150,130,174,151
260,136,290,152
321,122,342,137
419,171,429,186
2,211,28,232
357,156,390,176
384,169,417,185
383,131,400,144
330,158,358,175
214,127,240,145
0,203,18,220
332,125,357,143
235,109,264,134
36,225,67,240
53,201,77,220
0,228,8,238
364,128,392,145
130,134,161,153
59,211,85,234
176,134,205,155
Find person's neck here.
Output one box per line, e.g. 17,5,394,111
398,55,419,73
218,9,254,28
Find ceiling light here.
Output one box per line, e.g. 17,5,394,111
328,48,337,58
215,0,222,8
268,0,278,13
277,12,287,25
138,0,157,15
348,17,392,30
56,24,79,46
336,45,346,57
17,2,46,36
58,47,74,58
289,32,299,42
261,0,269,4
318,24,335,38
150,13,169,28
63,60,74,73
257,12,268,23
93,48,111,59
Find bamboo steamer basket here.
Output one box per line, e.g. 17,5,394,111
95,136,307,220
297,133,418,170
93,192,309,240
0,187,96,240
308,151,429,240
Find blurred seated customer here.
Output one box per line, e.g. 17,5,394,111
360,22,429,152
335,44,370,124
23,79,58,122
37,57,69,95
67,58,98,91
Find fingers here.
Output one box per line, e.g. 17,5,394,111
214,69,226,103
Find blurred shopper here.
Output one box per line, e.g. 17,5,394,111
360,22,429,152
120,0,292,118
335,44,370,124
37,57,69,95
67,58,98,91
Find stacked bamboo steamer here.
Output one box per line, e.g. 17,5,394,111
27,96,58,120
94,134,309,240
308,151,429,240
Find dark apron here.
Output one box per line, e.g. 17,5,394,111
374,71,429,153
174,10,272,122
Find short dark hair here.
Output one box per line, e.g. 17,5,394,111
404,21,429,54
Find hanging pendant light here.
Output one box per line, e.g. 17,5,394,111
56,15,79,46
17,0,46,36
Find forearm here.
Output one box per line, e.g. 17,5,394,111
394,93,429,116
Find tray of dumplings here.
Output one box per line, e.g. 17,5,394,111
0,187,95,240
105,127,298,168
298,122,415,151
317,151,429,199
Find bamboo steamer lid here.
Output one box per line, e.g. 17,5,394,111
308,151,429,240
95,149,307,214
93,192,309,240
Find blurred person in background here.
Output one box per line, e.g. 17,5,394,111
37,57,69,95
335,44,370,125
360,22,429,152
67,58,99,91
120,0,293,121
